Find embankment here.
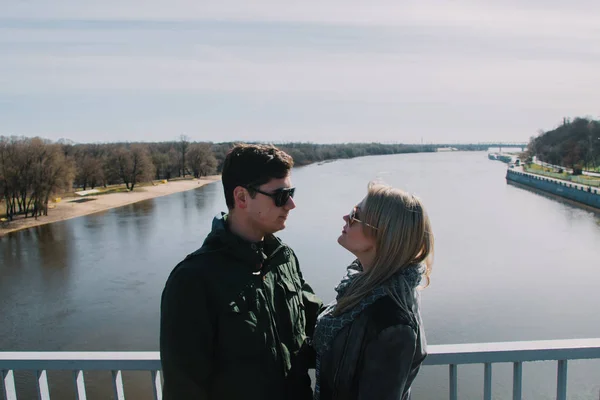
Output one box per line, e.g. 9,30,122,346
506,169,600,209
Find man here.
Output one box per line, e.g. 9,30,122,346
160,143,322,400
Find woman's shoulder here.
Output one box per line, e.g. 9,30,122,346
365,296,417,334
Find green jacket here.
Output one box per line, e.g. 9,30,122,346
160,214,322,400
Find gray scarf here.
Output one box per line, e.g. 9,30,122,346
312,260,423,400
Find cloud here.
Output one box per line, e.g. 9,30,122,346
1,1,599,143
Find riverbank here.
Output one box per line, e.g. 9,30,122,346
0,176,221,237
524,163,600,187
506,168,600,210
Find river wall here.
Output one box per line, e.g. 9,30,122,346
506,169,600,209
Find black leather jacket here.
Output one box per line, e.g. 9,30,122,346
317,294,427,400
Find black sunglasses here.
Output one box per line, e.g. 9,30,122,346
247,186,296,207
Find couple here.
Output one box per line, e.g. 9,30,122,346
160,144,434,400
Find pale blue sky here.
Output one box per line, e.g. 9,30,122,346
2,0,599,144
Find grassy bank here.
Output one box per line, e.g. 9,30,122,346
524,164,600,188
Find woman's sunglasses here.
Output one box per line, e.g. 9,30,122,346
349,206,378,230
248,186,296,207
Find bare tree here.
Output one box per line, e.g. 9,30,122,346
177,135,190,177
167,147,180,179
0,136,74,220
29,143,75,218
0,137,17,219
111,145,155,191
186,143,218,178
151,151,170,180
75,146,104,190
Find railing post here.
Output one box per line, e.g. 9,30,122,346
73,370,87,400
112,370,125,400
556,360,568,400
151,370,163,400
449,364,458,400
1,369,18,400
484,363,492,400
36,370,51,400
513,362,522,400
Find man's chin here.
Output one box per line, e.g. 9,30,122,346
265,221,286,235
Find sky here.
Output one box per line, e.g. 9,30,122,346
1,0,599,144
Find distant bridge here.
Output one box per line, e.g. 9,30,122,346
431,142,527,151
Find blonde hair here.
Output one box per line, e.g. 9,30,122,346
334,182,434,316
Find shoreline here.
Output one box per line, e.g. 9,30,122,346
506,168,600,210
0,176,221,237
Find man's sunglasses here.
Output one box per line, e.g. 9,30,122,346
247,186,296,207
349,206,378,230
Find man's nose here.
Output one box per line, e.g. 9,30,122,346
285,196,296,210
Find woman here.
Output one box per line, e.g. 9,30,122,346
312,183,434,400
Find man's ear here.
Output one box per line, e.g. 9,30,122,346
233,186,249,209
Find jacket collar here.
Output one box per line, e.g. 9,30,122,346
205,213,287,270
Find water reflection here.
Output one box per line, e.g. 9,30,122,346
131,199,156,216
194,181,219,211
1,221,74,274
83,210,109,230
37,223,74,270
132,200,156,244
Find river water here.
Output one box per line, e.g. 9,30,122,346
2,151,600,399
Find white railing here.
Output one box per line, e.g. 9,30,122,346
1,338,600,400
423,338,600,400
0,352,162,400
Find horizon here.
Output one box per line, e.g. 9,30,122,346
1,135,529,146
2,0,599,144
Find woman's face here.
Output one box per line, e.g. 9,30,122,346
337,197,377,257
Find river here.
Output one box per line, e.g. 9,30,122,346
2,151,600,399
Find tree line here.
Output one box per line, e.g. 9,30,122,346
525,117,600,172
1,136,434,221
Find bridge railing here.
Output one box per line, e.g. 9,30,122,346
423,338,600,400
2,338,600,400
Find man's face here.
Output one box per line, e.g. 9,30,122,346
246,175,296,236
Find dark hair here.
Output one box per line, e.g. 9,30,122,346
222,144,294,209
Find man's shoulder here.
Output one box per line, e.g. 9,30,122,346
166,244,228,283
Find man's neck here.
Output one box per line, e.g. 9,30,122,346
227,211,264,243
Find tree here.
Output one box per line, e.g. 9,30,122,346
167,147,180,179
74,147,104,190
528,117,599,170
102,144,121,187
177,135,190,177
111,145,155,191
0,136,74,220
29,143,75,217
151,152,170,180
186,143,218,178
